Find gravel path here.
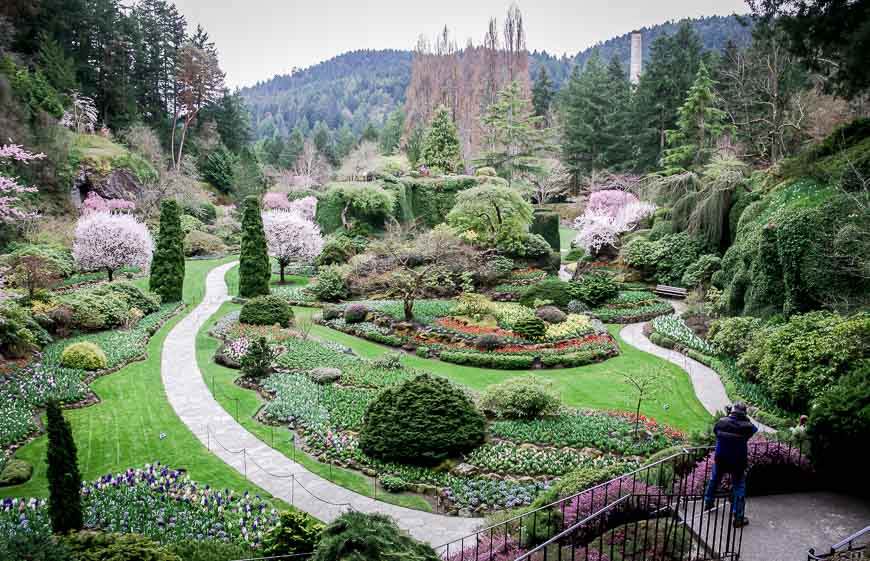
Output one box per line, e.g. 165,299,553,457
161,261,480,545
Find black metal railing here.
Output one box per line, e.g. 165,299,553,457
808,525,870,560
437,439,808,561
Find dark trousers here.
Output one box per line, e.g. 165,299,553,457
704,462,746,518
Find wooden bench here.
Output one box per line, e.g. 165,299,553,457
655,284,688,299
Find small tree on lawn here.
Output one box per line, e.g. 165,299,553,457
239,196,271,298
46,400,82,534
4,246,64,299
149,199,185,302
420,105,462,173
73,212,154,281
262,210,324,283
621,368,668,439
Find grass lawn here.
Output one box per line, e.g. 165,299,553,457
560,225,576,253
199,292,432,512
1,257,286,504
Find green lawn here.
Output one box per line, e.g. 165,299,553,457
1,257,285,504
560,226,576,253
199,292,432,512
296,307,711,432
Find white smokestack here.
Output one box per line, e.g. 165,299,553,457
630,32,642,84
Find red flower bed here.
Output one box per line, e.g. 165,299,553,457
603,410,684,439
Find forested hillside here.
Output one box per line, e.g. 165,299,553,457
242,15,753,141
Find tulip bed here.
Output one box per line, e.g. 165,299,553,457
587,291,674,323
0,462,279,546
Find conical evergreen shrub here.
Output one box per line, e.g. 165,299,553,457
46,400,82,534
239,196,271,298
149,199,185,302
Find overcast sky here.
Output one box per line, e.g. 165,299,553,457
173,0,748,88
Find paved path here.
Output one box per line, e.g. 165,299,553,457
619,317,774,432
161,262,480,545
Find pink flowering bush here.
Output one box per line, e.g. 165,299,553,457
262,191,291,210
587,190,638,216
573,193,656,255
562,478,665,527
262,209,324,281
444,533,525,561
0,142,45,223
81,191,136,215
288,195,317,221
73,212,154,280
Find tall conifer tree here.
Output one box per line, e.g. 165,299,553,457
420,105,462,173
149,199,185,303
46,400,82,534
239,196,271,298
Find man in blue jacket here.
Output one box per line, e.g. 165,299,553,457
704,402,758,527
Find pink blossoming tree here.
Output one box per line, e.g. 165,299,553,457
0,143,45,223
262,210,324,283
574,192,656,255
262,192,317,221
81,191,136,215
73,213,154,281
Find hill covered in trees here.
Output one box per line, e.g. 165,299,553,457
242,15,753,141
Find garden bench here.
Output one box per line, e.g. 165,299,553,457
654,284,688,299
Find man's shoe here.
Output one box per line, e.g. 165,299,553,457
733,517,749,528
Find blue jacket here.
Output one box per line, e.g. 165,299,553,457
713,412,758,471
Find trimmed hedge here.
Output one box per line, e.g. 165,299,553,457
438,350,536,369
531,210,560,251
239,295,293,327
60,341,108,371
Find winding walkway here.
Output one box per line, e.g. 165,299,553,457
619,316,774,432
161,262,480,545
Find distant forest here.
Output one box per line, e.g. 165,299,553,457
242,15,753,141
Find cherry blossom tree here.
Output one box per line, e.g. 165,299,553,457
262,192,291,211
262,193,316,220
573,200,656,255
262,210,324,283
1,143,45,223
73,213,154,281
81,192,136,215
59,92,98,133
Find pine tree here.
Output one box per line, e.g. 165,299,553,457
661,62,733,170
239,196,271,298
379,108,405,155
149,199,185,303
420,105,462,173
37,32,78,92
600,56,632,168
46,400,82,534
476,81,554,185
561,52,611,187
531,67,555,124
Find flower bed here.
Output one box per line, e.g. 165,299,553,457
0,463,279,546
588,291,673,323
317,299,620,370
648,314,714,355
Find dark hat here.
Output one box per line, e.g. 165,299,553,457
732,402,747,414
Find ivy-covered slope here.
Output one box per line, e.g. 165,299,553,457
716,120,870,317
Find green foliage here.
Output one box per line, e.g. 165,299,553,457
150,200,185,303
199,145,238,194
420,105,462,173
496,231,553,259
447,184,533,245
0,301,51,358
46,400,82,533
438,350,537,369
519,278,573,309
60,341,108,371
0,532,72,561
480,377,561,419
360,374,485,466
183,231,226,257
807,364,870,489
313,512,439,561
1,55,64,119
0,458,33,486
623,232,702,286
739,311,869,410
681,254,721,287
240,337,277,380
512,317,548,339
316,183,396,233
63,532,181,561
55,283,160,332
707,316,762,358
316,233,368,266
530,210,561,251
343,303,368,324
239,196,271,298
378,474,408,493
167,540,250,561
391,176,479,227
573,273,619,306
308,266,348,302
263,511,324,557
380,108,405,155
240,295,293,327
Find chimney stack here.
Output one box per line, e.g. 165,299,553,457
630,32,642,84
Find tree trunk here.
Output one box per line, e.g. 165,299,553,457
279,262,286,284
170,113,180,170
403,297,414,321
634,398,642,439
107,268,114,282
340,204,350,230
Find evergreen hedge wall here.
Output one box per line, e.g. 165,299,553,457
531,209,561,251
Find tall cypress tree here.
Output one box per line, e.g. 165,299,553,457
149,199,185,302
46,400,82,534
420,105,462,173
239,196,271,298
531,67,555,124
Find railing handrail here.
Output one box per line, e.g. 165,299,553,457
435,445,713,551
511,495,632,561
832,525,870,550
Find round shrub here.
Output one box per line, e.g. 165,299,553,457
513,316,547,339
681,254,722,287
707,316,762,358
61,341,108,371
379,475,409,493
313,512,438,561
343,303,369,324
309,266,348,302
321,305,342,321
180,214,204,234
566,300,590,314
480,377,560,419
239,295,293,327
0,459,33,486
519,277,573,309
183,231,226,257
536,305,566,324
572,273,618,306
807,364,869,493
475,166,498,177
474,333,505,351
360,374,485,466
262,510,324,557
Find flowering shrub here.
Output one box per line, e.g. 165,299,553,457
465,443,634,477
684,441,812,495
563,478,665,527
261,210,323,279
445,533,526,561
0,142,44,223
544,314,593,340
0,463,280,546
573,191,656,254
650,314,714,355
81,192,136,215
